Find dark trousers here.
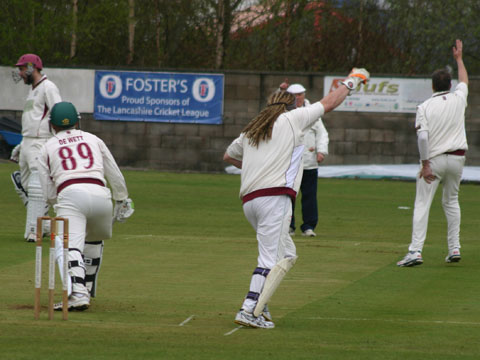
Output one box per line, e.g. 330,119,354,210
290,169,318,232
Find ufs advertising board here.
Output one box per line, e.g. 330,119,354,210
324,76,458,113
94,71,224,124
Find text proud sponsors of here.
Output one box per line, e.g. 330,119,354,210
94,71,224,124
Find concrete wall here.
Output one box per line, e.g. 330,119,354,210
2,71,480,171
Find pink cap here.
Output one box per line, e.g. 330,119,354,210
15,54,43,70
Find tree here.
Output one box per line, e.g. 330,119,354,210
383,0,480,74
212,0,244,69
75,0,129,67
70,0,78,59
127,0,136,64
215,0,225,68
0,0,479,74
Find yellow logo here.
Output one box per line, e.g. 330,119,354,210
62,118,70,125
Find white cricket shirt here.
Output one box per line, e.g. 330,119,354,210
226,102,325,202
21,75,61,138
415,82,468,159
300,99,329,170
38,129,128,203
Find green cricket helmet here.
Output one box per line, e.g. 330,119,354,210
50,102,80,128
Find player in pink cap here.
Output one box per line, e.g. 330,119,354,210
10,53,62,242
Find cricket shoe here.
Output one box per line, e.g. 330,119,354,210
54,293,90,312
397,251,423,267
289,228,295,236
11,171,28,206
445,249,461,263
262,304,273,322
25,232,36,243
234,309,275,329
302,229,316,237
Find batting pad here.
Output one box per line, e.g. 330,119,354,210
25,171,48,238
84,241,104,298
253,256,298,317
55,235,72,296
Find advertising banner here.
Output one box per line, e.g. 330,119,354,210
324,76,457,113
94,70,224,124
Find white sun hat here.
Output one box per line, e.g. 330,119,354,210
286,83,306,94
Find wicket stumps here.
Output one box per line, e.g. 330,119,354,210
34,216,69,320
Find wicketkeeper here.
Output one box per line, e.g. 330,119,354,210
37,102,134,311
224,68,369,328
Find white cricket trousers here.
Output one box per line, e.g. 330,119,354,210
19,137,50,238
54,183,113,295
243,195,297,268
19,137,49,187
410,154,465,253
241,195,296,312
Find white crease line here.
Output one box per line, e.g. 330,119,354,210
309,316,480,326
122,235,154,240
179,315,195,326
224,326,243,336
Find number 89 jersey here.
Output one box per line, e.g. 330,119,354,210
39,128,128,202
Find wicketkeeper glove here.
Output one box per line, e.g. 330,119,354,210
10,144,21,163
113,198,135,223
341,68,370,93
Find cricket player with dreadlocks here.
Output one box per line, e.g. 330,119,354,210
11,53,62,242
37,102,134,311
224,68,370,328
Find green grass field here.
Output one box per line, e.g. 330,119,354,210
1,160,480,359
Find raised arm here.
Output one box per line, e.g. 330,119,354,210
453,39,468,85
320,68,370,113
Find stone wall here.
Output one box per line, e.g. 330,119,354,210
2,71,480,171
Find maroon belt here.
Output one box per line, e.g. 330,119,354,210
445,149,466,156
57,178,105,194
242,187,297,204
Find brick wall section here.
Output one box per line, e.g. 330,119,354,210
3,72,480,171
